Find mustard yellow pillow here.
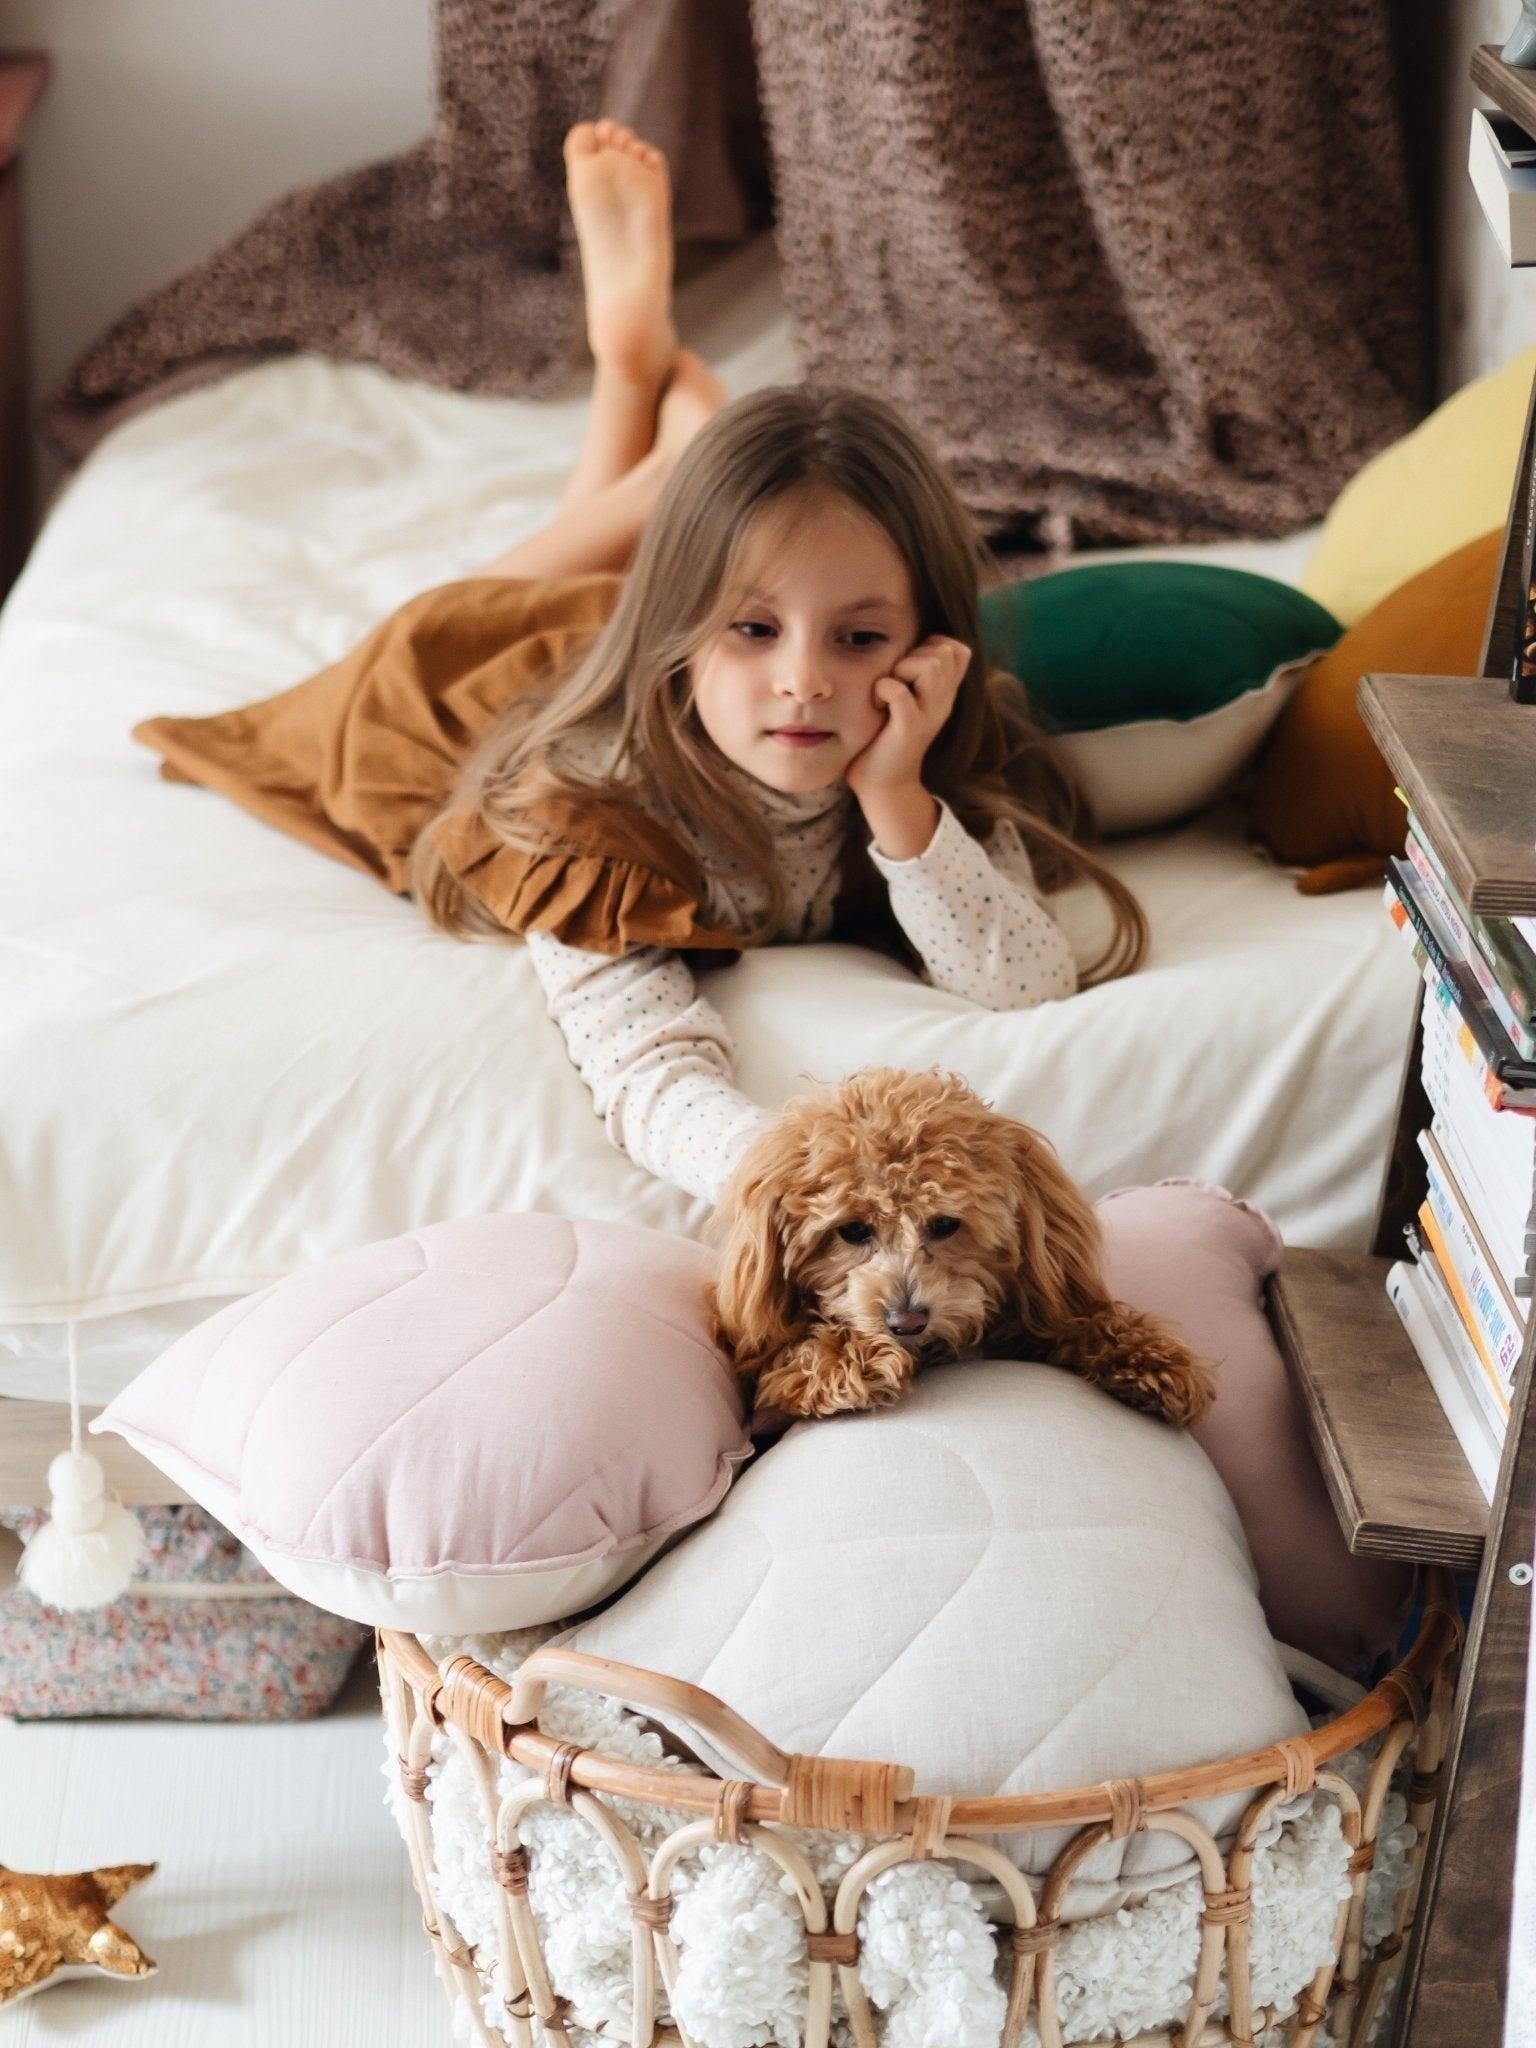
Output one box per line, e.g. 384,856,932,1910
1248,530,1501,890
1298,348,1533,627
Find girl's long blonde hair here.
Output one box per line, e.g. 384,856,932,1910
412,385,1146,984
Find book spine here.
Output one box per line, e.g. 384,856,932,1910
1421,1126,1527,1326
1472,905,1536,1035
1416,946,1536,1116
1430,1111,1533,1287
1386,1262,1499,1503
1416,1203,1517,1425
1419,1177,1525,1393
1416,1243,1513,1435
1420,981,1536,1158
1406,831,1536,1059
1444,949,1536,1089
1386,864,1536,1087
1482,921,1536,1032
1388,859,1457,985
1420,994,1536,1208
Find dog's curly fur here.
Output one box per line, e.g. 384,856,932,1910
707,1066,1214,1428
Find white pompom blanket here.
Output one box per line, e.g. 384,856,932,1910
384,1628,1412,2048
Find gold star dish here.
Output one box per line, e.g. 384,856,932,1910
0,1861,157,2006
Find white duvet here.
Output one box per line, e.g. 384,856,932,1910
0,237,1417,1403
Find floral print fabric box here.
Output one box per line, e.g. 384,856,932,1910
0,1504,367,1720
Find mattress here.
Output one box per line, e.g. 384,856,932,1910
0,235,1417,1409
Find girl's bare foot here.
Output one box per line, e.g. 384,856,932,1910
654,350,729,465
564,119,679,390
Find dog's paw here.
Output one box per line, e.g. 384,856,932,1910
1050,1308,1215,1429
1113,1348,1216,1429
756,1328,914,1418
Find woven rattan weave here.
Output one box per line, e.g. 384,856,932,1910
377,1573,1459,2048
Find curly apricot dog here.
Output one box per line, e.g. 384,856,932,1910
707,1066,1213,1427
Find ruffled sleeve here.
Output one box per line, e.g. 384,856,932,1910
428,796,744,959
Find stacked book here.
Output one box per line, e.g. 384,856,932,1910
1383,818,1536,1501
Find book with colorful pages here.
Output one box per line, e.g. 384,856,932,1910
1428,1110,1533,1291
1406,824,1536,1058
1385,1259,1499,1504
1414,1234,1511,1436
1418,1163,1525,1400
1390,859,1536,1087
1420,990,1536,1185
1387,886,1536,1113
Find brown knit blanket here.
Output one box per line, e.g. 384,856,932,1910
47,0,1425,550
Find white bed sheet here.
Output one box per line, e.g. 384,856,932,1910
0,236,1414,1407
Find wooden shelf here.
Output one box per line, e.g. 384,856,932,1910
1473,43,1536,137
1267,1247,1488,1571
1356,673,1536,916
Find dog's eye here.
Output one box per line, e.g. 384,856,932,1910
926,1215,962,1240
836,1220,875,1244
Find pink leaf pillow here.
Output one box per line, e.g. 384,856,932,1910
92,1214,748,1633
1097,1180,1411,1672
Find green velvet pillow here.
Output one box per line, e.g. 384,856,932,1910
978,562,1343,733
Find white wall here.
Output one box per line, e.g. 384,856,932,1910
0,0,434,414
1441,0,1536,390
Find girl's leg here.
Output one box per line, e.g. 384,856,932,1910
479,351,726,580
557,119,678,512
483,445,668,582
476,117,726,579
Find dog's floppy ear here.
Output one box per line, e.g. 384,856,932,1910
998,1119,1108,1341
998,1119,1212,1427
704,1120,808,1379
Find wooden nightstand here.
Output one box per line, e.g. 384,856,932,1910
0,52,48,604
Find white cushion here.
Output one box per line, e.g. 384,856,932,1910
562,1359,1309,1905
1059,657,1308,835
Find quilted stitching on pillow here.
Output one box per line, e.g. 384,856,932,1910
93,1213,751,1633
563,1359,1310,1906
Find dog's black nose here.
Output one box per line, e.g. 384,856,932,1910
885,1305,930,1337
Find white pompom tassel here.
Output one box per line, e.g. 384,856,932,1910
18,1321,144,1611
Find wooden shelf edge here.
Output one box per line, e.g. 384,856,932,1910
1473,43,1536,137
1356,673,1536,916
1268,1248,1488,1572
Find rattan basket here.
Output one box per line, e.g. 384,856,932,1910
377,1572,1459,2048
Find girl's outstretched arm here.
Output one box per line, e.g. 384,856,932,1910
867,799,1078,1010
524,930,770,1204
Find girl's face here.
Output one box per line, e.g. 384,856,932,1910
689,492,921,795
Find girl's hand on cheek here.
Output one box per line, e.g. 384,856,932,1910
844,634,971,802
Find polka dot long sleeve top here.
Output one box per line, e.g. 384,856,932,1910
524,738,1078,1205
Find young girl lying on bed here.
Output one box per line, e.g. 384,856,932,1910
410,119,1147,1204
